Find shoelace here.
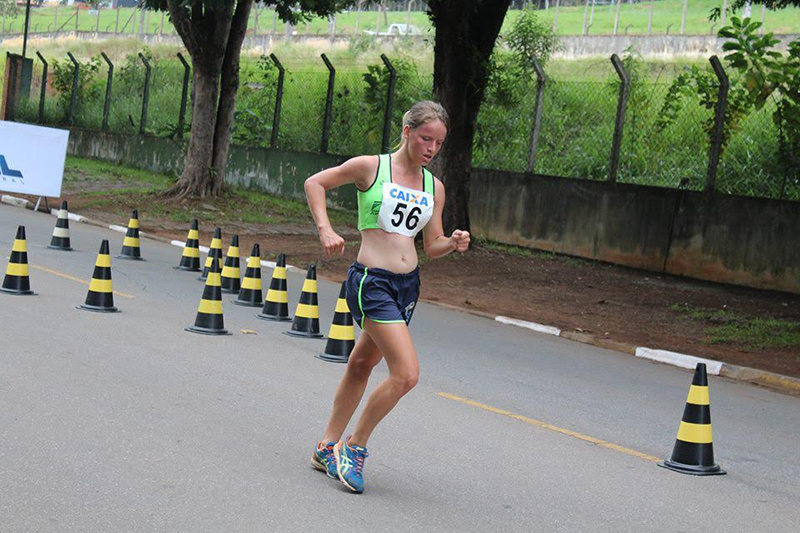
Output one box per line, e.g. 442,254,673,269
351,448,369,475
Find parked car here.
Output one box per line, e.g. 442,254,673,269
364,23,421,36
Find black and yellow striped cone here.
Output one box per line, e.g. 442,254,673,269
175,219,201,271
256,253,291,321
317,281,356,363
199,227,223,281
234,243,263,307
284,263,323,338
220,235,241,294
79,240,119,313
117,209,144,260
48,200,73,251
186,256,230,335
1,226,35,296
658,363,726,476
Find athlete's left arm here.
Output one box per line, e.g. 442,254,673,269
422,177,470,259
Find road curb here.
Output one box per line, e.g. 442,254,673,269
3,197,797,396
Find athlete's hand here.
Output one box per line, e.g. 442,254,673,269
319,226,345,256
451,230,470,253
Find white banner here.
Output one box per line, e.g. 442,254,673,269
0,121,69,198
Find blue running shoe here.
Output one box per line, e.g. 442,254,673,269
311,441,338,479
334,436,369,493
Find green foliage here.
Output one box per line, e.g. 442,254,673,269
0,0,19,17
232,55,280,146
362,56,429,143
656,55,752,157
719,16,800,188
504,6,560,71
50,55,103,121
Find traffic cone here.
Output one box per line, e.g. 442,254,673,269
1,225,35,295
48,200,73,251
658,363,726,476
79,240,119,312
234,243,263,307
220,235,241,294
284,263,323,338
256,253,291,321
317,281,356,363
117,209,144,260
186,256,230,335
175,219,201,271
199,227,223,281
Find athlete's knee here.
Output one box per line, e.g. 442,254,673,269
347,353,379,382
391,370,419,395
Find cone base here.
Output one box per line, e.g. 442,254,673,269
174,265,201,272
256,313,292,322
47,245,73,251
185,325,231,336
657,460,726,476
0,287,36,296
233,299,262,308
316,353,349,364
283,330,324,339
117,255,145,261
78,304,119,313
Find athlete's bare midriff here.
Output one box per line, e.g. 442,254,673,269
356,228,419,274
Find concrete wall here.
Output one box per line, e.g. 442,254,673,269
67,128,357,210
554,33,800,59
470,168,800,294
9,32,799,59
67,129,800,294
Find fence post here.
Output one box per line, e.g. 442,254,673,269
54,7,58,34
66,52,79,125
680,0,688,34
36,51,47,124
380,54,396,154
96,7,100,34
525,59,546,173
608,53,629,183
138,52,151,135
177,52,191,140
100,52,113,131
706,56,729,192
320,53,336,153
115,7,120,33
270,53,285,147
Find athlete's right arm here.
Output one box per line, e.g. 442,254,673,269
304,155,377,256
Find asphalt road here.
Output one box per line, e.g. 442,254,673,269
1,204,798,532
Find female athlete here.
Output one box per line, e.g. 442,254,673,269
304,100,470,493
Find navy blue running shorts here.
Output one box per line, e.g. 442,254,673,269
345,261,420,329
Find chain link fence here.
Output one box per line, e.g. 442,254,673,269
8,49,798,203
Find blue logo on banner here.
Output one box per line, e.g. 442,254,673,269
0,155,24,183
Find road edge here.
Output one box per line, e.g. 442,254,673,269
4,196,799,397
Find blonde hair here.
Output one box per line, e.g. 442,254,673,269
395,101,449,150
402,100,449,131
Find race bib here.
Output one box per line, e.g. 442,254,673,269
377,182,434,237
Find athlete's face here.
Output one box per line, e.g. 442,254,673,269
404,119,447,166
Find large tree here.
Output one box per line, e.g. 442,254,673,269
426,0,512,234
146,1,352,198
153,0,514,238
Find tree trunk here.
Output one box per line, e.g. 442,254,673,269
211,0,253,196
167,62,221,198
428,0,511,235
164,0,236,198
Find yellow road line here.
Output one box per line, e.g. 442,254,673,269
437,392,660,463
30,265,136,300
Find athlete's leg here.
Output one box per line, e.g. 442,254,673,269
321,330,383,444
349,320,418,447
